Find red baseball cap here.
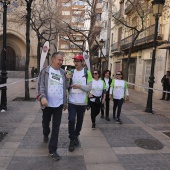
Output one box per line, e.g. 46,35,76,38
73,54,84,60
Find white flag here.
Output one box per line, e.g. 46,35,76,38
83,51,90,70
40,41,49,71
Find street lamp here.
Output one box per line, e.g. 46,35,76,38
99,39,105,74
0,0,10,111
145,0,165,113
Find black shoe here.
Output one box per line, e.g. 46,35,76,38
49,151,60,161
44,136,49,143
92,123,96,130
74,137,79,146
116,119,122,124
105,117,110,121
101,115,104,118
113,116,116,120
69,140,75,152
165,98,169,101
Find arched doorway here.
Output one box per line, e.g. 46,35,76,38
0,46,16,71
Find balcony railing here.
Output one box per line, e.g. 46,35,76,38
120,24,163,50
111,42,121,53
125,0,137,15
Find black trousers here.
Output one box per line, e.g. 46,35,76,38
113,98,124,119
162,86,167,99
166,85,170,100
90,101,101,124
42,105,63,153
101,95,110,117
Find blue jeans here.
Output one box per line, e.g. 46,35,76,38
68,103,86,140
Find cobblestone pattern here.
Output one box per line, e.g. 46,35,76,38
19,112,79,149
135,114,170,124
7,156,86,170
0,102,36,135
121,101,145,111
117,153,170,170
99,126,158,147
96,113,134,124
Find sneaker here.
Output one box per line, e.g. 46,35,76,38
116,119,122,124
69,140,75,152
49,151,60,161
105,117,110,121
101,115,104,118
44,136,49,143
92,123,96,130
74,137,79,146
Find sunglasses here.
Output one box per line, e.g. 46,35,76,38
93,73,98,75
116,74,121,75
73,60,81,63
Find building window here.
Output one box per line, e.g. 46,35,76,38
62,11,70,15
62,2,71,7
72,0,85,5
73,11,82,15
97,13,101,21
72,17,84,23
60,44,69,49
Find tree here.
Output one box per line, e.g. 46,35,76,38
10,0,56,100
57,0,104,70
111,0,152,80
30,0,59,71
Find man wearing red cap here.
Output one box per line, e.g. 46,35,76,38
67,54,92,152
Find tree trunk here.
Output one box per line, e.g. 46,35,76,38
25,1,32,100
37,35,41,72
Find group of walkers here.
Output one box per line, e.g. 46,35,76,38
37,52,129,161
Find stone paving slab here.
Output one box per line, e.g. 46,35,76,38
116,153,170,170
99,126,159,147
7,156,86,170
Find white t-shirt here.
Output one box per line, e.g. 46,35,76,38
104,78,109,92
69,69,87,104
90,79,106,102
110,79,129,99
47,66,63,107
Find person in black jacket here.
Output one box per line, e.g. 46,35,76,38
160,71,170,100
101,70,112,121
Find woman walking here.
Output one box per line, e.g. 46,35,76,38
89,70,106,129
109,71,129,124
101,70,112,121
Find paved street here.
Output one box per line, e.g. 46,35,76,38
0,78,170,170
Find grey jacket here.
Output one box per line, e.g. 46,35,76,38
36,66,69,107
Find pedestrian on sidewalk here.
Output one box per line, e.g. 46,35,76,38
160,71,170,100
67,54,92,152
37,51,70,161
166,71,170,101
31,67,35,82
109,71,129,124
89,70,106,129
100,69,112,121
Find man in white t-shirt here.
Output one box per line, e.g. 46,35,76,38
67,54,92,152
37,52,69,161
